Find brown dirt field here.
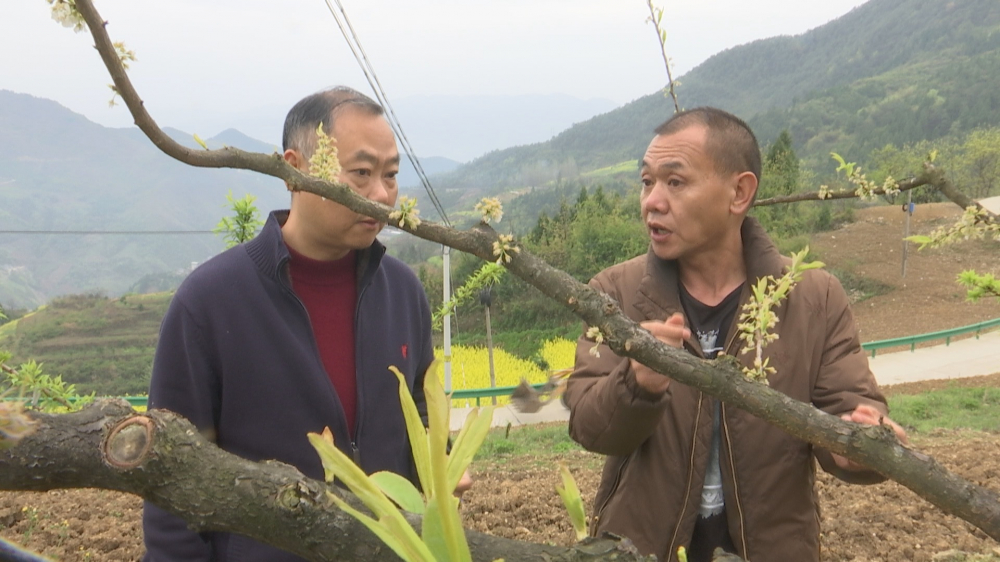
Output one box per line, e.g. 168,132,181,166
811,203,1000,343
2,203,999,561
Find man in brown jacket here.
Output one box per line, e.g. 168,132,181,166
564,107,907,562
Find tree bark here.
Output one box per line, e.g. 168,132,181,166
0,400,654,562
753,170,934,206
15,0,996,552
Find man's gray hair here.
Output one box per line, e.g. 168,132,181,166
282,87,384,157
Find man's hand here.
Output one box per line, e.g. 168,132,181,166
454,469,473,498
831,404,909,472
630,312,690,394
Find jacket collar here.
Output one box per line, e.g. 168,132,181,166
244,210,386,288
634,217,784,320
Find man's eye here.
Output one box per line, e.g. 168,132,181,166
354,169,371,177
385,171,398,180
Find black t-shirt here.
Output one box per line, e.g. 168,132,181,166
678,282,742,360
678,282,743,562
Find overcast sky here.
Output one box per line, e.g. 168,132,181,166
3,0,868,143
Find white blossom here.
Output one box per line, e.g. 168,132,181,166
49,0,86,33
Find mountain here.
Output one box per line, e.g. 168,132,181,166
0,90,291,309
157,93,618,164
434,0,1000,197
389,94,618,163
0,91,471,308
206,128,279,153
397,155,462,190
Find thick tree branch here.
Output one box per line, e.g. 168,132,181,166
55,0,1000,549
0,401,653,562
754,162,1000,226
929,164,1000,224
754,171,933,206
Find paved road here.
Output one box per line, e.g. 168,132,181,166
868,329,1000,386
449,330,1000,431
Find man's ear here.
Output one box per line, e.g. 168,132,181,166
283,149,305,192
284,149,305,170
731,171,758,215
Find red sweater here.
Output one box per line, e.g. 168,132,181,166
287,246,358,435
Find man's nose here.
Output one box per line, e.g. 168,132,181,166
368,178,393,205
642,182,669,214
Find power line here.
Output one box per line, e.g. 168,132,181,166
321,0,451,227
0,230,215,235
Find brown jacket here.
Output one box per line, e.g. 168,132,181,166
565,218,887,562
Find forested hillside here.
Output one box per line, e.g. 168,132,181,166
0,292,170,396
434,0,1000,207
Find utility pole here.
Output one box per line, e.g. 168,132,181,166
902,191,914,278
480,287,497,406
442,246,452,393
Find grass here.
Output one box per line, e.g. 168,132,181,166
474,422,588,464
827,266,894,303
889,385,1000,433
468,383,1000,469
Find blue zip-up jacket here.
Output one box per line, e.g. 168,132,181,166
143,210,434,561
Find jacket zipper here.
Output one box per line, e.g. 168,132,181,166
666,393,704,559
721,406,749,559
591,455,630,534
721,314,749,559
351,274,372,464
280,260,361,464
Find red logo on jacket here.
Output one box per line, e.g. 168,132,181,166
401,344,408,359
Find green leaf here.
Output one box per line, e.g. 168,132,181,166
424,372,472,561
306,432,400,520
313,427,337,483
326,491,433,562
193,133,209,150
425,367,451,490
447,405,494,492
421,496,448,561
371,471,425,514
555,463,588,541
904,234,934,249
390,366,433,496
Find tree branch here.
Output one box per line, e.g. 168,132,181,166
55,0,1000,547
929,164,1000,224
0,401,653,562
754,170,932,206
754,162,1000,227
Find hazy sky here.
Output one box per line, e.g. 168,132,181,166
3,0,868,142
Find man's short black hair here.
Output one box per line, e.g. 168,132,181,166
653,107,761,182
282,87,384,156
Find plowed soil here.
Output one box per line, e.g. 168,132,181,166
2,203,999,561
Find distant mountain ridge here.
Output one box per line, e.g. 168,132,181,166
0,91,467,308
436,0,1000,195
6,0,999,307
0,90,292,308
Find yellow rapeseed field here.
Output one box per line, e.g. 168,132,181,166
434,338,576,406
539,338,576,371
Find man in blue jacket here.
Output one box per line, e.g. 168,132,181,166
143,87,443,561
